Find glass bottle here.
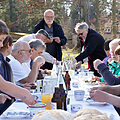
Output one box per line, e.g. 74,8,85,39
57,66,67,91
65,71,71,90
51,59,58,77
59,84,67,111
51,87,63,109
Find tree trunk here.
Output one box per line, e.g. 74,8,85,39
112,0,117,38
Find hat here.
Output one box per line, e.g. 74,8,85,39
37,29,50,39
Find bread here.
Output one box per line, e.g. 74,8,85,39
32,110,74,120
74,108,110,120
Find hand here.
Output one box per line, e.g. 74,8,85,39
54,37,60,44
73,59,77,64
94,59,103,70
75,61,82,69
24,82,35,90
33,56,45,69
0,94,11,104
90,89,108,102
21,91,37,105
45,37,53,43
91,85,109,92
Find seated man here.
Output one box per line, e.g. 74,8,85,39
18,29,56,65
8,41,45,86
22,39,46,73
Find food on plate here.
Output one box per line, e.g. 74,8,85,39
74,108,110,120
29,103,46,108
31,84,37,89
32,110,73,120
86,97,107,105
85,77,100,84
45,70,51,75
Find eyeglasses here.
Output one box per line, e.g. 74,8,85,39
45,16,54,19
21,49,31,53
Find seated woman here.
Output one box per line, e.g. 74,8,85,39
94,39,120,85
103,39,112,65
0,35,15,114
0,19,36,109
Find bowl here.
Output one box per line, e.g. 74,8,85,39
28,103,46,117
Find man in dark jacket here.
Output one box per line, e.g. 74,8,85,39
33,9,67,70
73,22,107,77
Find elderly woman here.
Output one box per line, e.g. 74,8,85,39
91,44,120,115
94,39,120,85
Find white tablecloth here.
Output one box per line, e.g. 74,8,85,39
0,74,120,120
0,102,31,120
67,91,120,120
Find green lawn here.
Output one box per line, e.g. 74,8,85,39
62,49,79,59
62,49,88,69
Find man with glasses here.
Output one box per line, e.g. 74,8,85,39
33,9,67,70
8,41,45,86
22,39,46,74
73,22,106,77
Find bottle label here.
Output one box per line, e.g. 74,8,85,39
51,102,57,109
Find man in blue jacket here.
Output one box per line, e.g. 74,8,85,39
73,22,106,77
33,9,67,70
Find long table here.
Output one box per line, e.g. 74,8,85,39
0,74,120,120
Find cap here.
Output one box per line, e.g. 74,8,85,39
37,29,50,39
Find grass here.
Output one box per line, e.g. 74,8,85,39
62,49,79,59
62,48,88,69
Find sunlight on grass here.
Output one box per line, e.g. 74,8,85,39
62,49,88,69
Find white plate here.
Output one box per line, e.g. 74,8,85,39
86,98,107,105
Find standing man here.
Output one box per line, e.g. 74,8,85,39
33,9,67,70
73,22,106,77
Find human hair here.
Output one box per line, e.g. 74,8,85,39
104,39,112,51
29,39,46,50
109,39,120,49
44,9,54,16
0,20,9,35
36,29,50,39
115,45,120,55
1,35,13,49
74,22,89,33
12,41,29,52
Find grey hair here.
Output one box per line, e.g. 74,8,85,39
29,39,46,50
109,39,120,49
44,9,54,16
12,41,29,52
74,22,89,33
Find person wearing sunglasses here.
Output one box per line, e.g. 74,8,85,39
7,40,45,87
73,22,106,77
33,9,67,70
